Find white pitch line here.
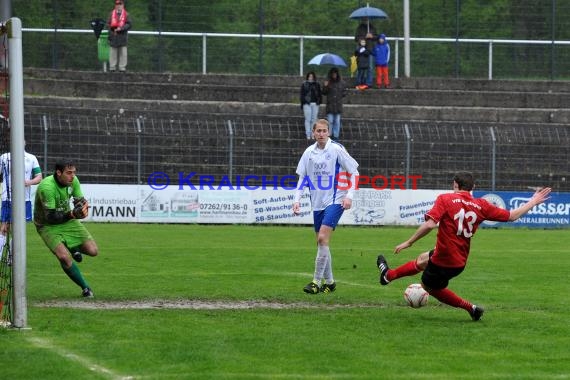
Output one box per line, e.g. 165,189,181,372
338,279,380,289
34,299,384,310
27,336,133,380
133,372,374,379
283,272,380,290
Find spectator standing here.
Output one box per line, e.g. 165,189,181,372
300,72,322,140
373,33,391,88
354,39,371,89
354,17,377,87
322,67,346,141
108,0,132,72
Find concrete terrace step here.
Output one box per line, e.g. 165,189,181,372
22,68,570,125
24,68,570,93
24,96,570,124
24,77,570,109
24,68,302,88
352,88,570,108
25,78,299,104
396,77,570,93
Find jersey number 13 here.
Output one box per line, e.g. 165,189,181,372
454,208,477,238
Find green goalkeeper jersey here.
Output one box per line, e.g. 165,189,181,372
33,175,83,226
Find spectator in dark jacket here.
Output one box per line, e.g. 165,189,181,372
322,67,346,141
300,72,322,140
373,33,391,88
354,39,371,89
354,18,377,87
107,0,132,72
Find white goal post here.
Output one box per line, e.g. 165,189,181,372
5,17,26,329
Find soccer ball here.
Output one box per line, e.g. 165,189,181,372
403,283,429,308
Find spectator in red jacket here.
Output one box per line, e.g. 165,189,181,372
107,0,132,72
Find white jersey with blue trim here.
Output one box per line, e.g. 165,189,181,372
0,151,42,201
294,139,359,211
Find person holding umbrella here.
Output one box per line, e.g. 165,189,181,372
354,39,371,89
306,53,348,140
350,4,388,88
354,18,377,88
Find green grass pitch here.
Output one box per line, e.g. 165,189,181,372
1,223,569,379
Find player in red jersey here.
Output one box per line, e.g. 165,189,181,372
377,172,551,321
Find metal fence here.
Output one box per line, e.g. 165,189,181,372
18,28,570,80
24,113,570,192
12,0,570,79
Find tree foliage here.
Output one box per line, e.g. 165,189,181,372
10,0,570,78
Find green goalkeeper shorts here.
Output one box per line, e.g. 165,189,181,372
36,219,94,252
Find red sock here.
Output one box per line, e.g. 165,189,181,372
386,260,421,282
429,288,472,312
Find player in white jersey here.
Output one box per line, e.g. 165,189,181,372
0,145,43,261
293,119,359,294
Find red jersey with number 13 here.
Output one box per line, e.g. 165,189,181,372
425,191,510,268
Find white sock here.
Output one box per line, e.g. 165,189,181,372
0,234,5,261
323,251,334,284
313,245,330,284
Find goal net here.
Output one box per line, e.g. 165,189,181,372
0,18,26,329
0,20,11,327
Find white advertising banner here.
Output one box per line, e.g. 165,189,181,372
87,185,138,222
344,189,448,226
73,185,448,226
251,190,312,224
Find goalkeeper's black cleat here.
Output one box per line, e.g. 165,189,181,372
71,250,83,263
303,281,320,294
470,305,484,321
82,288,94,298
65,243,82,263
377,254,390,285
320,282,336,293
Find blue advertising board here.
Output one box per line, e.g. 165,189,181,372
473,191,570,228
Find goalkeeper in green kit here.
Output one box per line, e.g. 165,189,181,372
34,160,98,298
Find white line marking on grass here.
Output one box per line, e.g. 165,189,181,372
134,372,376,379
143,369,532,380
34,299,385,310
27,336,133,380
283,272,380,289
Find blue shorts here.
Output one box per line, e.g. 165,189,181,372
313,204,344,232
1,200,33,223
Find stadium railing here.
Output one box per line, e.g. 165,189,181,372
21,28,570,79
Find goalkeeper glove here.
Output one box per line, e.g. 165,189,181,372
70,197,89,219
73,197,87,207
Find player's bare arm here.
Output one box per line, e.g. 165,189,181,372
341,197,352,210
394,218,438,254
25,173,43,187
292,202,301,215
508,187,552,221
